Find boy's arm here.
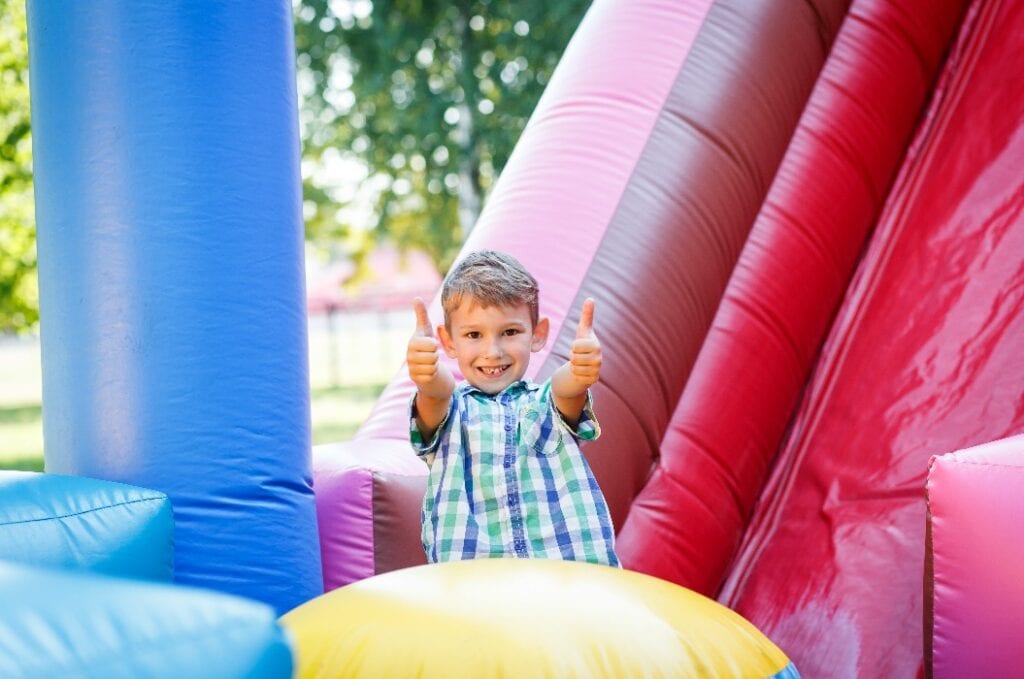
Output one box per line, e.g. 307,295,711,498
413,390,453,442
408,298,456,441
551,298,601,427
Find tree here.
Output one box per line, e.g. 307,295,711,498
294,0,591,273
0,0,37,334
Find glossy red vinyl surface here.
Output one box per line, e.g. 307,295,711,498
617,0,968,597
538,0,848,531
719,0,1024,674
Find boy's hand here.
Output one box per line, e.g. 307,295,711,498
407,298,453,401
568,298,602,391
552,298,601,426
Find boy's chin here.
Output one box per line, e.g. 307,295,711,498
465,371,524,394
466,380,508,395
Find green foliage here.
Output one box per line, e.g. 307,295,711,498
294,0,590,273
0,0,38,334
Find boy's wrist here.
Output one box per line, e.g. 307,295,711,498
414,363,455,400
551,363,589,399
418,375,455,402
553,384,589,399
417,389,452,406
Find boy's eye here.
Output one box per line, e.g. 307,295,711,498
465,331,481,339
503,328,520,336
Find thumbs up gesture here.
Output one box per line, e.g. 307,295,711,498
568,298,602,390
407,298,454,402
552,297,602,426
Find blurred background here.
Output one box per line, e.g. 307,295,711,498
0,0,590,471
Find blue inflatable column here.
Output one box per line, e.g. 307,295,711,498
27,2,322,613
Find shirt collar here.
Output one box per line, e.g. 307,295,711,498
459,379,538,399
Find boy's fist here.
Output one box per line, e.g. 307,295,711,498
407,298,452,401
569,298,601,388
408,297,439,380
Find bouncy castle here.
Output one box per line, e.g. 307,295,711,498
4,0,1023,676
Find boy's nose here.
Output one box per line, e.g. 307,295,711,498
483,339,502,358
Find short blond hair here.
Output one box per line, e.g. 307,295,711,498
441,250,539,327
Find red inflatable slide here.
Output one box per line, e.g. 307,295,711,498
313,0,1024,674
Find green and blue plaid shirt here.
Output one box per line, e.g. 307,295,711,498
410,379,619,566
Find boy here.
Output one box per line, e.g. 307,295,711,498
407,249,619,567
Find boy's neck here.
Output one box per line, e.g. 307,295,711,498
463,378,532,396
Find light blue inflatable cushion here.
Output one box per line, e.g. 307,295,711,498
0,471,172,580
0,560,293,678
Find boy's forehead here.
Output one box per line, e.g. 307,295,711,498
447,297,532,324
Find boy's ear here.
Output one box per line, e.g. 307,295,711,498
437,324,457,358
531,317,550,352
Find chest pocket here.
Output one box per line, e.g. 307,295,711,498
518,399,563,457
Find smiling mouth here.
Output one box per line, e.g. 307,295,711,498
478,365,510,378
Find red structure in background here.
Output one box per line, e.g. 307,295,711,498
306,244,441,316
619,0,967,600
719,4,1024,675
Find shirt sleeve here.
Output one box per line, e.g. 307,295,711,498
409,392,452,456
543,381,601,441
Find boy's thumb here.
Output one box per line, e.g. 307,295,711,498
413,298,434,337
576,298,595,338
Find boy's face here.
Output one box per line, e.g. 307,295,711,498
438,298,549,395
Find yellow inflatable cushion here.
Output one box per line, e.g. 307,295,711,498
281,559,797,678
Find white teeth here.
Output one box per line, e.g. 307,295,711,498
480,366,507,376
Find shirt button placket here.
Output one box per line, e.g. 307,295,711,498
502,392,527,558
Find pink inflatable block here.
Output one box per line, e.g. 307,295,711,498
925,434,1024,678
313,440,426,590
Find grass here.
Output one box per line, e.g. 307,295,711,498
310,382,387,444
0,402,44,471
0,308,411,473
